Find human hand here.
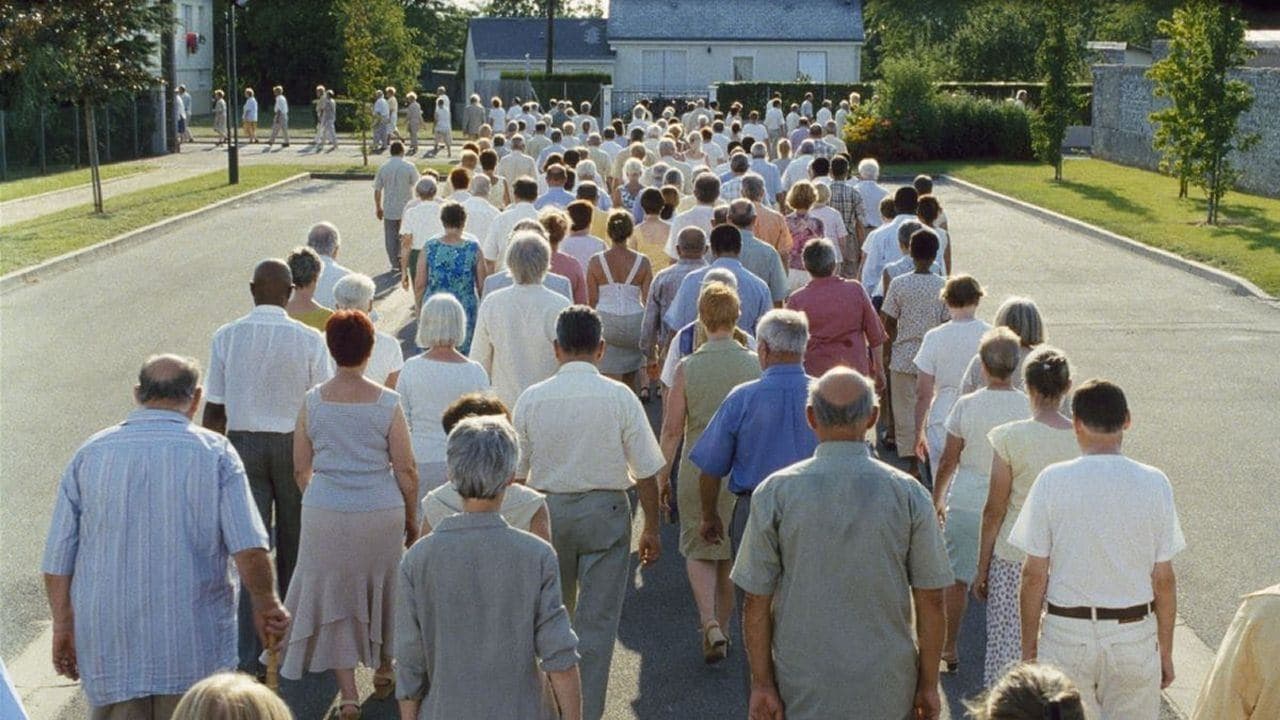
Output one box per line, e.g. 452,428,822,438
405,520,419,548
657,475,672,515
401,272,411,290
1160,652,1175,689
933,500,947,528
700,516,724,545
972,564,989,602
253,599,291,648
638,529,661,566
915,436,929,462
748,685,785,720
913,685,941,720
376,207,385,221
51,627,78,681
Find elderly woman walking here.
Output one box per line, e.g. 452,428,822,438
285,246,333,331
414,201,486,351
276,311,419,718
395,416,582,720
785,238,886,380
973,347,1077,685
657,281,761,663
929,327,1028,675
960,297,1046,395
587,211,652,389
333,273,404,387
212,90,228,146
783,181,825,292
399,294,490,499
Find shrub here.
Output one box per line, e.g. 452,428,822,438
844,90,1031,162
714,82,874,114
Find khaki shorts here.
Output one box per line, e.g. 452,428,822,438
890,370,918,459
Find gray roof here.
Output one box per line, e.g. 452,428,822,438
607,0,864,43
468,18,614,61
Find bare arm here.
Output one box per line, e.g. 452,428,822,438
912,588,945,719
528,504,552,543
744,592,784,719
1020,555,1050,661
547,667,583,720
656,366,688,509
202,402,227,435
586,257,602,307
44,574,78,680
931,433,965,518
974,454,1014,602
232,547,290,646
635,474,662,566
914,373,936,460
375,188,384,219
389,406,420,546
1153,560,1177,689
293,404,313,493
385,370,400,390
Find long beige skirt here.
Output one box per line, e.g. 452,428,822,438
276,505,404,679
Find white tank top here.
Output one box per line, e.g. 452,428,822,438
597,252,644,316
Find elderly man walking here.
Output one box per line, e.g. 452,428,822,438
732,367,952,720
202,259,331,677
374,141,421,274
307,221,351,309
512,307,666,720
640,227,708,383
727,199,788,306
666,226,773,335
44,355,290,719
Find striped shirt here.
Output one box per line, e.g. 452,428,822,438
41,409,269,707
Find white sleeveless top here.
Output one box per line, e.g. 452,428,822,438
596,252,644,316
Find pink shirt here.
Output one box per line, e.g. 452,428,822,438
786,276,887,377
552,251,588,305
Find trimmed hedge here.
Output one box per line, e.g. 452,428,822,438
499,71,612,83
845,92,1033,163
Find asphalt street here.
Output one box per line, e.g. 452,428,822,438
2,178,1276,719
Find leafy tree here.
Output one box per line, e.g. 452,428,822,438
1148,0,1256,223
336,0,381,165
1031,0,1079,181
404,0,469,73
481,0,603,16
0,0,172,213
947,4,1045,82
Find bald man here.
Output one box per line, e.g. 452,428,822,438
731,368,952,720
203,259,331,677
43,354,289,717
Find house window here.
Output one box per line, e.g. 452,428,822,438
732,56,754,82
642,49,688,92
196,4,204,34
797,51,827,83
181,3,193,32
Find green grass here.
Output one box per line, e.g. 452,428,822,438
886,158,1280,296
0,163,154,202
0,166,307,275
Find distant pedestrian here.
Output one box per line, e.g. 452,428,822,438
44,355,289,717
372,90,390,151
284,246,333,332
732,367,951,720
267,85,289,148
1191,582,1280,720
1010,379,1185,720
783,181,825,291
202,259,331,677
405,91,423,154
463,94,486,138
241,89,258,142
322,89,338,149
212,90,228,146
966,664,1087,720
171,672,292,720
587,211,652,388
395,415,583,720
386,86,401,143
435,96,453,158
373,141,421,273
312,84,327,148
414,202,486,351
175,85,193,145
785,237,886,379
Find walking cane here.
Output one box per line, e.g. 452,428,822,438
265,633,280,693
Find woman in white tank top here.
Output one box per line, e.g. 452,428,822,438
588,211,652,389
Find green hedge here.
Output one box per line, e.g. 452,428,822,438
499,71,611,83
499,71,610,105
333,95,436,133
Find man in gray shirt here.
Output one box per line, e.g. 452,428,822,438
732,367,952,720
373,141,420,273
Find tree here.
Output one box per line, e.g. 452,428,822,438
0,0,172,213
947,3,1045,82
480,0,603,18
335,0,421,166
1031,0,1079,181
1148,0,1256,224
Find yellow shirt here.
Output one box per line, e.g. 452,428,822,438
290,307,333,332
1192,584,1280,720
590,207,611,241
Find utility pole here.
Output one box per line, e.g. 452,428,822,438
162,0,178,154
226,1,243,184
545,0,555,76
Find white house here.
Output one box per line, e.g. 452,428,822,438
464,18,615,99
173,0,215,115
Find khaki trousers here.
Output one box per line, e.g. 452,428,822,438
1040,614,1161,720
90,694,181,720
889,370,918,459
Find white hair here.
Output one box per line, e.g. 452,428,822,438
417,293,468,349
505,231,551,285
332,273,376,311
858,158,880,181
757,309,809,355
576,160,598,180
307,222,340,256
702,267,738,289
470,174,492,196
623,158,644,178
447,416,519,500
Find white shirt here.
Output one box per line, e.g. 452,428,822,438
313,255,352,309
560,234,606,271
811,204,848,251
457,192,499,243
513,362,665,493
835,109,849,132
913,318,992,427
860,213,914,289
468,284,570,408
205,305,332,433
366,330,405,386
663,204,717,258
1009,455,1186,608
242,97,258,122
742,123,768,143
481,202,539,270
496,151,536,189
398,356,490,464
402,200,444,249
489,107,506,129
782,155,813,190
856,180,890,226
785,111,801,133
373,97,389,119
816,107,833,126
600,139,624,161
764,106,784,131
273,95,288,115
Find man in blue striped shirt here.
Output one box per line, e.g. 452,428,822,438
42,355,289,719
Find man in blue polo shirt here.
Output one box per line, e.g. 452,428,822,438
690,309,819,553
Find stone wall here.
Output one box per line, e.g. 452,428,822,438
1091,64,1280,198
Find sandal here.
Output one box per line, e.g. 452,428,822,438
372,672,396,700
332,701,361,719
638,386,652,403
940,655,960,675
702,621,728,665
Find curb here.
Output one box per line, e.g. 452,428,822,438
940,175,1274,303
0,172,310,296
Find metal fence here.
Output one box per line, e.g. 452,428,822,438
610,88,710,121
0,92,165,182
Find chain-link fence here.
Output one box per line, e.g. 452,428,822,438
0,92,165,182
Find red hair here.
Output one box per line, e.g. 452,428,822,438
325,310,375,368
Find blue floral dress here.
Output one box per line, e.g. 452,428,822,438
424,235,481,353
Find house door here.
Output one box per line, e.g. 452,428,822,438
797,51,828,83
642,49,688,92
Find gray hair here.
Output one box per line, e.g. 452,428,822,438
417,293,468,349
802,238,838,277
979,327,1023,381
741,174,766,202
577,159,598,181
728,198,757,228
663,168,685,188
750,142,767,158
730,154,751,174
137,354,201,403
858,158,880,180
677,227,708,255
623,158,644,178
808,369,877,429
446,416,520,500
994,296,1045,347
703,267,738,289
505,231,551,284
332,272,376,311
470,174,492,196
658,138,676,157
307,222,340,256
415,177,438,199
757,309,809,355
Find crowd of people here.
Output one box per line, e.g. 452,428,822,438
33,90,1276,720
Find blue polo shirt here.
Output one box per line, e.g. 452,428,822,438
689,364,818,495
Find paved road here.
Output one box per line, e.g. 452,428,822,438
3,178,1276,719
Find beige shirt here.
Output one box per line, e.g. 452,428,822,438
481,202,539,270
421,483,546,532
496,151,536,189
1191,584,1280,720
513,362,665,494
987,419,1079,562
469,284,570,408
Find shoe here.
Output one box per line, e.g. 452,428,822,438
702,621,728,664
638,386,651,403
282,143,290,148
371,672,395,700
332,701,360,719
940,655,959,675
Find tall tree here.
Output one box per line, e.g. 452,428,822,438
0,0,172,213
1148,0,1256,223
1031,0,1079,181
480,0,602,18
336,0,380,165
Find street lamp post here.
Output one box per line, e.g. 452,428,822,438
225,0,246,184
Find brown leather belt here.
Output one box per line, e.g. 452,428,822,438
1047,602,1153,622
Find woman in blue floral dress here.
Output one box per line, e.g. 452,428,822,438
413,201,486,353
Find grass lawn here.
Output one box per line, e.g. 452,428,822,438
887,158,1280,296
0,163,154,203
0,166,307,275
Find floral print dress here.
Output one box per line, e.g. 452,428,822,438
424,237,481,353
